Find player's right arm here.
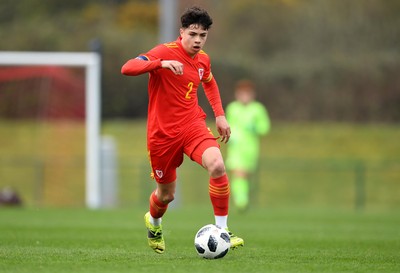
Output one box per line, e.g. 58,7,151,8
121,56,162,76
121,56,184,76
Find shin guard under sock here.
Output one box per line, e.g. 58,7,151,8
209,174,230,216
149,190,168,219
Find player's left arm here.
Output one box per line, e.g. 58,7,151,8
255,104,271,136
203,76,230,143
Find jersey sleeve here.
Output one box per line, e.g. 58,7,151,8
203,76,225,117
121,44,168,76
254,103,271,135
200,52,225,117
121,57,162,76
225,102,235,124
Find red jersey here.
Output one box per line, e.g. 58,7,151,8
121,38,224,143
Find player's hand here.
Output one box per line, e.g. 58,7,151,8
161,60,184,75
216,115,231,144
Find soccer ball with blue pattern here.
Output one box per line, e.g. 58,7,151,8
194,224,230,259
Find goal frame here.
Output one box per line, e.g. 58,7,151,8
0,51,101,209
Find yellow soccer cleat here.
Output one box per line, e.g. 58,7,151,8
226,228,244,249
144,212,165,254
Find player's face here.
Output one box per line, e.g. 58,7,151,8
236,88,255,105
180,24,208,57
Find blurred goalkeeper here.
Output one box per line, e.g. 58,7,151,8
226,79,271,211
121,6,244,254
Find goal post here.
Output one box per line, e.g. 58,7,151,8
0,51,102,209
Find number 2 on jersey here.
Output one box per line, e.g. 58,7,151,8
185,82,193,99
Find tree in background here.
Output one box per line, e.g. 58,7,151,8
0,0,399,122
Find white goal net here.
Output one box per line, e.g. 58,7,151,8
0,51,102,209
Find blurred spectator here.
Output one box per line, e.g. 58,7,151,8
226,79,271,211
0,187,22,206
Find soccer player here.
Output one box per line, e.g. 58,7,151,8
121,6,244,254
225,79,271,211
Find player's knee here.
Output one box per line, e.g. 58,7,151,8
159,193,175,204
207,157,226,178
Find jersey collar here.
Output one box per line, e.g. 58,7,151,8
176,37,199,61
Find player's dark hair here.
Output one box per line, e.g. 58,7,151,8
236,79,255,91
181,6,213,30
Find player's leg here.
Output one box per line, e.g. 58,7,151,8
145,143,182,254
226,145,257,211
191,140,244,249
231,169,250,211
150,181,176,219
202,146,244,249
201,145,230,226
144,181,176,254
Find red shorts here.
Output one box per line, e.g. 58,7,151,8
148,120,219,184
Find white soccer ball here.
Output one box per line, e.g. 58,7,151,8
194,224,230,259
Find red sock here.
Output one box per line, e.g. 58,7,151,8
209,174,230,216
149,191,168,219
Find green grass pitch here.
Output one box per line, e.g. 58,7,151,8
1,207,399,273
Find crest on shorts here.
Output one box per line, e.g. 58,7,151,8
155,170,163,178
198,68,204,80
